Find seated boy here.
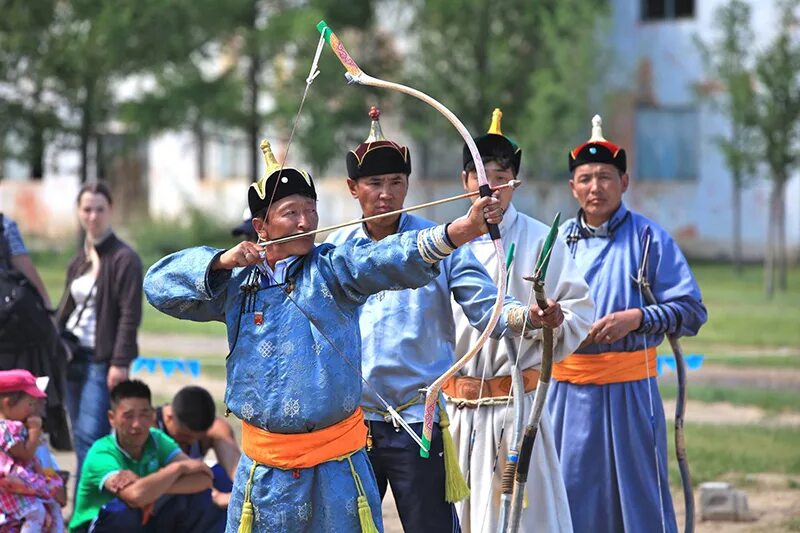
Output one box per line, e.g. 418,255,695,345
155,385,239,508
68,380,225,533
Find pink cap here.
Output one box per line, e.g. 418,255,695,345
0,370,48,399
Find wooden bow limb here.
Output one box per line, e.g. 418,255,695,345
317,20,507,459
634,225,694,533
507,213,560,533
259,180,521,247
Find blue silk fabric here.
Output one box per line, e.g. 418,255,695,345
326,213,518,424
548,202,707,533
144,231,445,532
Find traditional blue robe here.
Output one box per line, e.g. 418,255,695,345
144,227,452,532
548,202,707,533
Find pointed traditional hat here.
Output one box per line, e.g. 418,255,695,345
346,106,411,179
568,115,627,173
463,108,522,175
248,140,316,215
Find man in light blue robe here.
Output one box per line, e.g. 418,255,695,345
327,109,564,532
143,140,505,533
548,116,707,533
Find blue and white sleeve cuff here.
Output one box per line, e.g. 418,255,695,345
417,225,457,264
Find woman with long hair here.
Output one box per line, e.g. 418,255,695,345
56,182,143,476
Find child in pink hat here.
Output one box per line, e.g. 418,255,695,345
0,369,65,532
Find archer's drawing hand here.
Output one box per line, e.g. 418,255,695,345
213,242,267,270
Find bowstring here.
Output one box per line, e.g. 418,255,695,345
259,32,326,228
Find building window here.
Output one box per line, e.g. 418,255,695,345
642,0,695,21
635,107,698,181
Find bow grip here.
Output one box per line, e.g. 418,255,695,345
478,184,501,240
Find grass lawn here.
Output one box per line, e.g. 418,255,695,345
668,423,800,487
700,352,800,369
680,262,800,352
660,383,800,414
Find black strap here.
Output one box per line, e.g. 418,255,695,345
69,275,98,329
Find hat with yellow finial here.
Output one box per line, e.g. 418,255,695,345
568,114,626,173
346,106,411,179
248,139,316,215
463,108,522,175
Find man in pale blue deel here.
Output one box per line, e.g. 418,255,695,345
549,116,707,533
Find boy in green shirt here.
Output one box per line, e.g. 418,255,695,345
69,380,224,532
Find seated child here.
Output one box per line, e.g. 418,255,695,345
0,369,65,532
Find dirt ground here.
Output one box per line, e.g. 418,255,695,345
52,333,800,531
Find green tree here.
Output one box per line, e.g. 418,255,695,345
0,0,62,179
259,0,386,177
520,0,613,179
696,0,759,276
754,0,800,297
400,0,611,179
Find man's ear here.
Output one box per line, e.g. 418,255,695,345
252,217,267,241
620,172,630,193
346,178,359,199
568,178,579,201
461,170,470,192
107,410,114,427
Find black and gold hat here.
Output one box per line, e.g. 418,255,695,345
568,115,627,173
463,108,522,175
346,106,412,179
248,140,317,215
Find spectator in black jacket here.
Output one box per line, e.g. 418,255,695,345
55,182,143,477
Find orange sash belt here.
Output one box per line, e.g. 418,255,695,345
553,347,658,385
241,407,367,469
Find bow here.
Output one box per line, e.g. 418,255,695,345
633,226,694,533
506,213,560,533
317,20,507,458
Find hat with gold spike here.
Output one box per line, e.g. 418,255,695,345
346,106,411,179
568,115,626,173
248,140,316,215
463,108,522,175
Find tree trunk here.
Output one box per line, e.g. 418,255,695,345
29,85,45,180
732,174,742,275
194,120,206,180
79,80,95,184
777,178,787,291
29,123,44,180
247,0,260,183
764,180,779,298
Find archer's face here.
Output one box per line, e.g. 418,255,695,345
253,195,319,259
569,162,628,226
461,161,515,212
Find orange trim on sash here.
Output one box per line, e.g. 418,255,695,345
553,347,657,385
241,407,367,469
